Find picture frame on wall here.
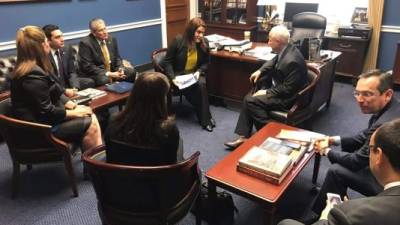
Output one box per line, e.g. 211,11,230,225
351,7,368,24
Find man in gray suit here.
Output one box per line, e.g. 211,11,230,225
278,118,400,225
224,25,307,149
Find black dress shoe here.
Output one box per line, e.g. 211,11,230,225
224,137,247,149
203,124,213,132
210,118,216,128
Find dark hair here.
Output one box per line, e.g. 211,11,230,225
42,24,59,40
183,17,207,51
113,72,172,145
374,119,400,172
358,69,393,94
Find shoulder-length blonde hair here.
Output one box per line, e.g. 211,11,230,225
13,25,53,79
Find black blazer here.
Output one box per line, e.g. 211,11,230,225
328,98,400,171
279,186,400,225
258,43,308,101
78,34,123,78
10,66,66,125
161,35,210,80
48,44,79,89
104,117,180,165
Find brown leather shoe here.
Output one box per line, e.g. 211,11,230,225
224,137,247,150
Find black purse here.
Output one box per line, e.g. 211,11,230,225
191,182,238,225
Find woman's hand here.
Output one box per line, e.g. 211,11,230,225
66,105,92,118
64,100,77,110
65,88,78,98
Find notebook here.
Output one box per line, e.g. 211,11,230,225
105,81,134,94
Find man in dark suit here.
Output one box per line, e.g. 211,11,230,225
42,24,94,90
278,118,400,225
78,18,136,86
310,70,400,218
224,25,308,149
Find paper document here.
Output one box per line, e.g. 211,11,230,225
276,129,325,143
244,46,276,61
174,74,197,90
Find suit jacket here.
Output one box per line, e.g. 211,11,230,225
161,35,210,80
257,43,308,102
78,34,123,78
49,44,79,89
10,66,66,125
328,98,400,171
279,186,400,225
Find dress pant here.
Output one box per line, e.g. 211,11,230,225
180,77,211,127
312,163,383,215
234,92,285,137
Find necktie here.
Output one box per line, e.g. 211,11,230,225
100,41,111,72
55,50,64,77
368,114,378,129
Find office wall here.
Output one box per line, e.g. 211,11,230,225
377,0,400,71
0,0,163,65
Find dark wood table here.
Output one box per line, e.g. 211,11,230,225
88,86,130,112
206,122,317,225
207,43,340,110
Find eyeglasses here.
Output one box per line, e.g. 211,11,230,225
353,91,378,98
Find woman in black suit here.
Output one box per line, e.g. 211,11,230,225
104,72,182,165
10,26,102,152
162,17,215,132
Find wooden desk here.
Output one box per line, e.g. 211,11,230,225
206,122,317,225
207,43,340,110
89,86,130,112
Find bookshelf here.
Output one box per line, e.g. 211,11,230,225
200,0,257,40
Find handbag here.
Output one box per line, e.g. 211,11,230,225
191,182,238,225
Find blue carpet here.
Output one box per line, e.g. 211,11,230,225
0,81,394,225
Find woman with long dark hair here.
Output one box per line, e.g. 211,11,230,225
104,72,181,165
162,17,215,132
10,26,102,152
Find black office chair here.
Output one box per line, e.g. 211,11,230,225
291,12,327,43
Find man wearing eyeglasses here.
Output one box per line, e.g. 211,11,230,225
78,18,136,86
279,118,400,225
307,70,400,222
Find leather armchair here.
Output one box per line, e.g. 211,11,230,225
0,98,81,198
83,145,202,225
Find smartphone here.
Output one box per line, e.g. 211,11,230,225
327,193,342,205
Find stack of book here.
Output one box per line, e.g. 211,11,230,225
237,137,309,184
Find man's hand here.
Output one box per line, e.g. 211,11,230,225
64,100,77,110
319,199,335,220
108,68,126,80
249,70,261,84
65,88,78,98
313,136,331,156
252,90,267,97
